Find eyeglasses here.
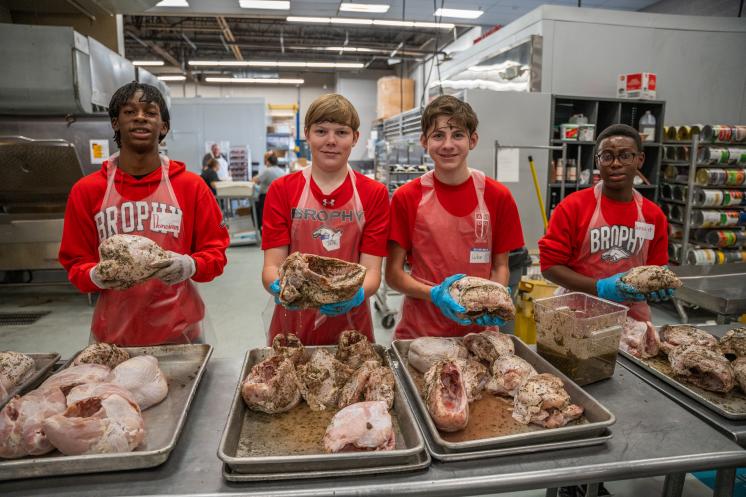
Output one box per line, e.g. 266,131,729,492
596,151,638,167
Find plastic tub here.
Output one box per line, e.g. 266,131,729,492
534,292,627,385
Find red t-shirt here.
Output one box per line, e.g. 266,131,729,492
389,174,525,255
261,170,390,257
59,160,230,293
538,187,669,272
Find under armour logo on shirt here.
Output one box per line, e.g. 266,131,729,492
322,199,335,207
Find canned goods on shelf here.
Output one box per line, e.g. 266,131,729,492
661,183,674,200
673,185,688,202
694,188,723,207
687,248,717,265
703,124,736,143
694,210,741,227
669,225,684,239
560,124,579,141
664,126,678,141
676,147,690,162
664,146,676,161
696,168,727,186
670,205,685,223
703,230,745,248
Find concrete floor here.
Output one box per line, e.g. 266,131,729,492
0,245,728,496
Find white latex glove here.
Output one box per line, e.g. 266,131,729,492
150,251,196,285
89,265,128,290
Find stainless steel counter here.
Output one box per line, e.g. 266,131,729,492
672,265,746,323
1,357,745,497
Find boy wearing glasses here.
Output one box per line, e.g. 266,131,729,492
538,123,671,321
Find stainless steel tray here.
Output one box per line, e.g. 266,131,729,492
0,344,212,481
0,352,60,409
218,345,428,479
619,349,746,420
391,337,615,453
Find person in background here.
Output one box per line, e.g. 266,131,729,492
261,93,390,345
253,151,286,233
539,123,673,323
201,158,220,196
386,95,525,340
58,82,229,346
202,143,230,181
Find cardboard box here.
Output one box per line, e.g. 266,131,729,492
377,76,415,120
617,72,657,99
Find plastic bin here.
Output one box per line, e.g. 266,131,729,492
534,292,627,385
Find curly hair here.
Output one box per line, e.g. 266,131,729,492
108,81,170,147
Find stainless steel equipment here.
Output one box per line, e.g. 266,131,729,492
0,352,60,409
671,264,746,324
0,344,212,481
391,337,615,456
218,345,428,480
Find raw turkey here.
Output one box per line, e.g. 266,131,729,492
0,386,66,458
424,360,469,432
43,390,145,455
73,343,130,369
66,383,138,407
732,357,746,393
338,360,395,410
40,364,112,395
271,333,305,364
322,400,395,453
719,328,746,358
620,265,682,294
668,344,734,393
110,355,169,410
336,330,381,369
448,276,515,321
620,318,660,359
407,337,468,374
0,351,35,404
463,331,515,363
454,359,489,402
296,349,354,411
659,325,719,355
241,355,301,414
486,354,537,397
512,373,584,428
96,234,171,288
278,252,366,308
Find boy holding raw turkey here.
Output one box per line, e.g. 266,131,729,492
386,95,524,339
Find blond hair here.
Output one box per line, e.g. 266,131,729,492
421,95,478,136
304,93,360,132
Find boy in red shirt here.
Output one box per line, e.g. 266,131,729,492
261,94,390,345
539,123,674,321
59,82,229,345
386,95,525,339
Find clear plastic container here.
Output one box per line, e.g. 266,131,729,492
534,292,628,385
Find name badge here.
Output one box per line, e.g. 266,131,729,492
635,221,655,241
469,247,491,264
151,211,182,235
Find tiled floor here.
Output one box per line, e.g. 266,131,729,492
0,245,738,496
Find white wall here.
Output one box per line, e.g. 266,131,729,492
335,74,380,161
641,0,742,16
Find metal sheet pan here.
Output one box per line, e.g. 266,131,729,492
0,352,60,409
391,337,615,453
619,349,746,420
218,345,428,479
0,344,212,481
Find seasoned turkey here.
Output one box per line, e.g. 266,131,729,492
96,234,170,288
338,360,395,410
241,355,301,414
719,328,746,358
0,351,35,404
454,359,489,402
323,401,395,453
448,276,515,321
486,354,537,397
620,265,682,294
668,344,734,393
271,333,305,364
73,343,130,369
0,386,66,459
659,325,719,355
110,355,169,410
336,330,381,370
512,373,584,428
407,337,468,374
424,360,469,432
620,318,660,359
297,349,354,411
732,357,746,393
463,331,514,364
278,252,366,308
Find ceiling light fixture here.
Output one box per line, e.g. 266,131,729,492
132,60,165,66
155,0,189,6
339,3,390,13
323,46,377,53
189,61,251,66
206,77,304,84
158,75,187,81
191,60,364,69
238,0,290,9
433,7,484,19
287,16,454,29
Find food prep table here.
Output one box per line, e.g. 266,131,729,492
671,265,746,324
2,356,745,497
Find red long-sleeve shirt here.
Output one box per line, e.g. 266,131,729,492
59,160,229,293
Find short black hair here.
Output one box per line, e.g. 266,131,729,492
596,123,642,153
268,154,278,166
108,81,170,147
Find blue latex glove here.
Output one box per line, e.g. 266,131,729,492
646,288,675,303
270,278,300,310
474,286,511,327
596,272,645,303
320,287,365,317
430,274,472,326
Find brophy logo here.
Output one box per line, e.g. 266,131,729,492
590,225,645,263
95,201,182,240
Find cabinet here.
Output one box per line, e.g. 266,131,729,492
546,96,665,220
